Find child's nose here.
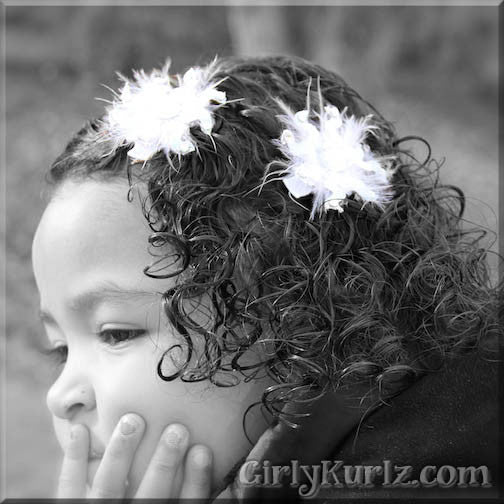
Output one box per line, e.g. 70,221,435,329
46,362,96,420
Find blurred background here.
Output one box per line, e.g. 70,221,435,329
4,4,499,498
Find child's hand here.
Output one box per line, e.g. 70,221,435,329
57,414,213,499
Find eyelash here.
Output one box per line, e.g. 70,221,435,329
40,345,68,366
41,329,146,366
97,328,146,346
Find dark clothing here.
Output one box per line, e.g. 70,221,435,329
215,347,501,501
324,347,500,500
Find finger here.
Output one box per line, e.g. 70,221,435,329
89,413,145,499
57,424,89,498
179,444,213,500
134,423,189,499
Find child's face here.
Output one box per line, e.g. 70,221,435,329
32,178,270,495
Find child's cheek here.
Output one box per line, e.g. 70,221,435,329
95,349,170,441
95,353,154,424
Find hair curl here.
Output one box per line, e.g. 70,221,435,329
47,55,502,425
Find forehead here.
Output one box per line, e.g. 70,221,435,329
35,178,146,247
32,179,156,288
41,178,144,230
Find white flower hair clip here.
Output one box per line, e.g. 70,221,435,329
103,60,227,162
272,92,396,217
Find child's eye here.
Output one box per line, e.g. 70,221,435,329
40,345,68,366
98,328,146,346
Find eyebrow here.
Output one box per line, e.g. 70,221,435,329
38,282,159,325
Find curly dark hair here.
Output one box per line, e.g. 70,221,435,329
47,55,502,425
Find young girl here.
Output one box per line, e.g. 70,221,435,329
33,55,501,500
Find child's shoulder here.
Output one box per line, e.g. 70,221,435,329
329,346,500,497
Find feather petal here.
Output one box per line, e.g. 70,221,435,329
102,61,227,161
273,98,396,217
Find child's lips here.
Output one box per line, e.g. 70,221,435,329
89,447,104,459
88,436,105,459
87,441,104,485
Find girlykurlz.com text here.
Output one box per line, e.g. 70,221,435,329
238,460,492,498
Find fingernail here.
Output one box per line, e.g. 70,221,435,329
163,424,187,447
120,415,139,435
193,447,212,467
